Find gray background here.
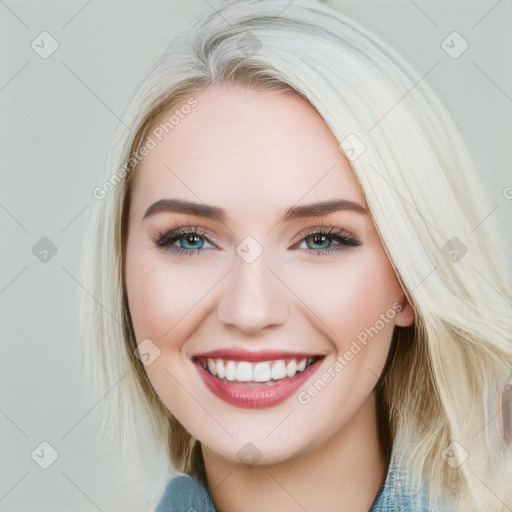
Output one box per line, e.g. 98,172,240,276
1,1,511,511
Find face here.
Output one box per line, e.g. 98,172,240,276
124,85,414,466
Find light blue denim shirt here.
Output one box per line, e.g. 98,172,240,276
154,462,451,512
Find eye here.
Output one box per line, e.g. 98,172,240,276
152,224,217,257
294,226,361,256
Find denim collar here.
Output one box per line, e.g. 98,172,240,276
154,460,447,512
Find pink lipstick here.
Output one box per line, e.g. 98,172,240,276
192,348,325,408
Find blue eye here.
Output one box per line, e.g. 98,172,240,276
153,226,216,257
153,224,361,257
298,228,361,255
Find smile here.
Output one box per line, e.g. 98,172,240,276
197,356,318,383
192,350,325,409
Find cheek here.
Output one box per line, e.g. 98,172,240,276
125,257,194,344
124,244,203,412
124,243,222,349
125,255,177,342
288,250,400,347
340,260,398,331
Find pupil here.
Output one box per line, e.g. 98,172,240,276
310,234,329,249
182,235,202,249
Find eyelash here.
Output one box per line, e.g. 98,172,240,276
152,221,361,258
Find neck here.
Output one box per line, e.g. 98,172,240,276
202,393,389,512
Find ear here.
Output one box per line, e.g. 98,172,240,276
393,293,415,327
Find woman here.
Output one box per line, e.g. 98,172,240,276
80,1,512,511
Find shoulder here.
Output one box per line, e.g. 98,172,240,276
154,475,216,512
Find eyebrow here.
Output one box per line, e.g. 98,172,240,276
142,198,367,223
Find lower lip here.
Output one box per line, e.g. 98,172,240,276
194,358,324,409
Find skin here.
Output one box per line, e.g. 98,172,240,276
124,84,414,512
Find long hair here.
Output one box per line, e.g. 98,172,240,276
80,1,512,509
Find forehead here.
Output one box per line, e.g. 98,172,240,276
130,85,366,222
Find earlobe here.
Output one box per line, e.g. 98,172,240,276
394,294,415,327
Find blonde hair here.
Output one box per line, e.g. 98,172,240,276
80,0,512,509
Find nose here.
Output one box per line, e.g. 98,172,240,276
216,252,290,336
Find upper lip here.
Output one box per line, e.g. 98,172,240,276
192,347,325,362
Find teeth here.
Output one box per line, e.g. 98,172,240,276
236,362,253,382
253,361,272,382
216,359,226,379
286,360,297,377
271,360,286,380
225,360,236,381
200,357,314,383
